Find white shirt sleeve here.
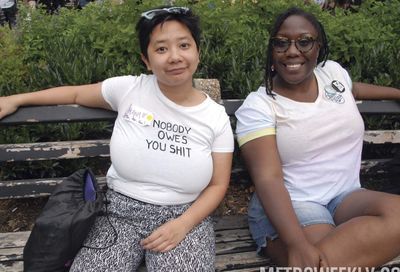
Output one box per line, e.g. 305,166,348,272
212,114,234,153
235,88,276,147
101,75,138,111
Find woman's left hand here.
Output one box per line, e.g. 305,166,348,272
140,218,191,252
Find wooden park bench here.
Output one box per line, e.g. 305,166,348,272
0,79,400,271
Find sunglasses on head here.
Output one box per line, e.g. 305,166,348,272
271,36,318,53
141,7,190,20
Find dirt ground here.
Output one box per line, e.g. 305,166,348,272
0,183,254,233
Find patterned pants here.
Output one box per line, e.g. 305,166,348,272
70,190,215,272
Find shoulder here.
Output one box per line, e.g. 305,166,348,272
101,74,156,110
102,74,157,97
244,86,269,104
237,87,273,115
315,60,351,79
204,97,230,121
103,74,154,87
315,60,352,88
316,60,345,73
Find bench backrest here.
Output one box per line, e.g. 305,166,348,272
1,80,399,199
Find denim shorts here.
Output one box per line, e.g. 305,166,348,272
248,188,362,254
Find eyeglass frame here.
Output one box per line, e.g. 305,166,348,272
271,36,319,54
141,7,190,20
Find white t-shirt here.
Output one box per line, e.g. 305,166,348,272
235,61,364,205
102,74,234,205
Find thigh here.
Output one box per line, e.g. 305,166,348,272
334,189,400,225
70,191,145,272
250,193,335,254
70,216,143,272
146,217,215,272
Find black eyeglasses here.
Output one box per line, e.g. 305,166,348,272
271,36,318,53
141,7,190,20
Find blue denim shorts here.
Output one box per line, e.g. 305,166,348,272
248,188,362,253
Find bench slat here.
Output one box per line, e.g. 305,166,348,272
364,130,400,144
0,140,110,162
0,248,23,262
0,261,22,272
356,100,400,114
0,238,257,263
0,232,29,249
214,215,248,231
0,177,107,199
0,105,117,125
1,100,399,125
216,229,252,243
216,240,257,255
0,158,395,199
0,130,397,163
215,251,271,271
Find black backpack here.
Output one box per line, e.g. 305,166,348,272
23,168,104,272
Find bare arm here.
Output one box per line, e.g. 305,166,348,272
241,136,326,267
352,82,400,100
141,152,233,252
0,83,111,119
178,152,233,229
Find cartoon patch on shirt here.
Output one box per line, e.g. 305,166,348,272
324,80,345,104
123,104,154,126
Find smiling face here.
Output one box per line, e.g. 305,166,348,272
141,20,200,91
272,15,320,88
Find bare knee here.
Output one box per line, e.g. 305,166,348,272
370,194,400,224
381,196,400,235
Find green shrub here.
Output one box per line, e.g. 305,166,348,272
2,0,399,97
0,27,28,96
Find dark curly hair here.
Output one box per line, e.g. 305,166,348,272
265,7,329,97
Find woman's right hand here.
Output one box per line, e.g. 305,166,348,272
287,241,328,269
0,96,19,119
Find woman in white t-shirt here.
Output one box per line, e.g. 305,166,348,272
236,7,400,269
0,6,233,271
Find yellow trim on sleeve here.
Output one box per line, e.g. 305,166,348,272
237,128,276,147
